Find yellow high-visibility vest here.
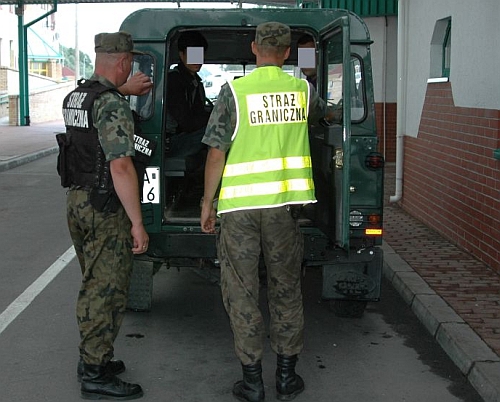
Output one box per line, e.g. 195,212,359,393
217,66,317,214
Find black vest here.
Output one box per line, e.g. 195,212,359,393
57,80,157,211
58,80,117,191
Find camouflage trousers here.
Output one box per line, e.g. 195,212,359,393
66,189,133,366
218,206,305,366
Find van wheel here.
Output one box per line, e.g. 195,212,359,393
329,300,367,318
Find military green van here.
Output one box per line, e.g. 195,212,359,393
121,7,384,317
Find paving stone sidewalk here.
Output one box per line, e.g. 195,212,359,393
0,120,65,172
384,164,500,402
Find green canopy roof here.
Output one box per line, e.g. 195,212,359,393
27,26,63,61
0,0,398,16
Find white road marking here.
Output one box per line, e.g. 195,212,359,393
0,246,76,335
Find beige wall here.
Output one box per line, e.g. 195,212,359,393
8,81,73,125
402,0,500,138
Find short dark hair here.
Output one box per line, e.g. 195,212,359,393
297,34,315,46
177,31,208,52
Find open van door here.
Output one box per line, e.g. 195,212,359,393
309,17,351,250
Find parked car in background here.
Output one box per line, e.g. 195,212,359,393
202,72,229,100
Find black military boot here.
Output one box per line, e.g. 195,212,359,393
77,358,126,382
232,361,265,402
276,354,304,401
80,363,143,400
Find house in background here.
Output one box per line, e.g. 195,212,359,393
1,4,63,79
0,4,17,70
27,25,63,80
61,65,75,81
0,4,71,124
0,4,18,118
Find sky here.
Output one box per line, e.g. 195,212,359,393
55,2,243,64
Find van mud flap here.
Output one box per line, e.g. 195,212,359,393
127,260,155,312
321,247,383,301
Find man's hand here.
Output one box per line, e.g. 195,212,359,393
119,72,153,96
326,100,342,124
131,222,149,254
201,200,217,234
110,156,149,253
200,147,226,234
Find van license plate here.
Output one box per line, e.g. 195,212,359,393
142,167,160,204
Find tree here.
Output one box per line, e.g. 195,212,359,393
60,45,93,78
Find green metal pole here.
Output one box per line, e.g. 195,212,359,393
16,1,29,126
22,24,30,125
16,0,58,126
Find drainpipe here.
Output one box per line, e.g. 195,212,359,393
390,0,407,203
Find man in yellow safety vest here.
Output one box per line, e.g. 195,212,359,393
200,21,333,402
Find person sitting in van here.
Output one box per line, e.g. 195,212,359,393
165,31,211,158
298,34,343,124
297,34,317,89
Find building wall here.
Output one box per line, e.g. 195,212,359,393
399,0,500,273
402,82,500,272
1,5,61,76
365,16,398,162
0,5,18,69
375,102,397,162
364,16,398,104
1,66,64,93
367,1,500,161
28,81,73,123
403,0,500,138
9,81,73,125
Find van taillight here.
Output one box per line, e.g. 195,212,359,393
365,152,384,170
365,228,383,236
368,214,381,225
365,214,382,236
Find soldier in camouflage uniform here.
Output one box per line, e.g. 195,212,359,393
200,22,333,402
60,31,149,400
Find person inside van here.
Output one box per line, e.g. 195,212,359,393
165,31,211,159
297,34,343,124
297,34,317,89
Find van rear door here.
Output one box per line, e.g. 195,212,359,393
309,17,352,249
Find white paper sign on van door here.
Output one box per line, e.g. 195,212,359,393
142,167,160,204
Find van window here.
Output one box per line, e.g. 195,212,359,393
325,42,365,122
129,54,155,119
351,56,365,121
200,63,295,101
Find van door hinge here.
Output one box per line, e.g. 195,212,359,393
333,148,343,169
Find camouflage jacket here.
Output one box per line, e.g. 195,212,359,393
90,74,136,162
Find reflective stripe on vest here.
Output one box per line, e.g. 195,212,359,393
223,156,312,177
220,178,315,200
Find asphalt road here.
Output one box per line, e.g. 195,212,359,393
0,154,484,402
